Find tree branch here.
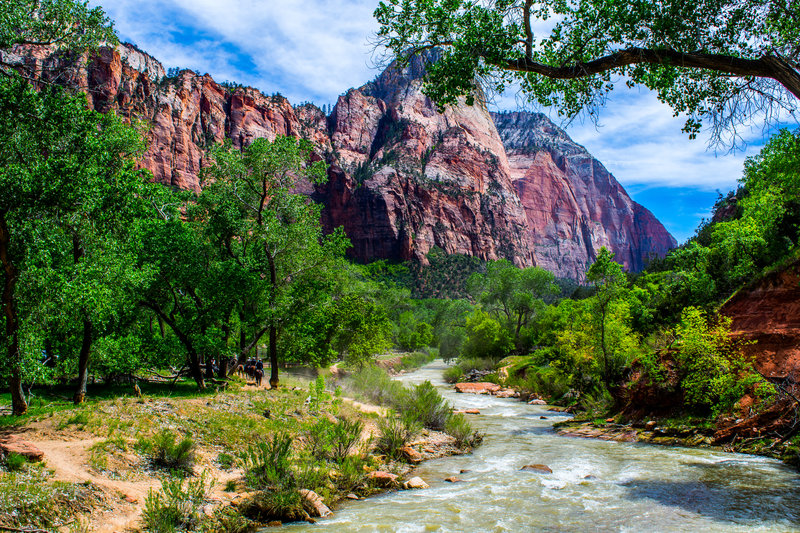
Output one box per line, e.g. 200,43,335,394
499,48,800,100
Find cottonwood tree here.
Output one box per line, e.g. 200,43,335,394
375,0,800,143
586,247,634,386
0,80,145,414
468,259,559,347
200,136,349,388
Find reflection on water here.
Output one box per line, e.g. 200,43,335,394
279,361,800,532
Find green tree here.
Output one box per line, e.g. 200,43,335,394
375,0,799,140
462,309,513,360
200,136,349,388
396,311,434,351
0,79,146,414
586,247,632,386
674,306,758,414
468,260,558,348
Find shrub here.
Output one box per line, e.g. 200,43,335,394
675,307,759,415
399,350,437,371
405,381,452,430
146,430,196,473
142,473,210,533
375,411,420,459
443,365,464,383
305,417,364,463
345,365,406,407
3,452,27,472
444,413,480,448
238,433,294,490
240,489,305,523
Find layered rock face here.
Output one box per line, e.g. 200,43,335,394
721,259,800,380
10,43,676,277
493,112,677,278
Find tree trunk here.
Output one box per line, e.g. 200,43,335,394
269,324,279,389
267,253,279,389
0,214,26,416
73,318,92,404
218,357,229,380
188,348,206,390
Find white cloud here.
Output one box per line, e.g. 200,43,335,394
95,0,790,200
95,0,380,104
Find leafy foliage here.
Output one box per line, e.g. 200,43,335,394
374,0,800,143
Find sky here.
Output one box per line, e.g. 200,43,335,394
93,0,791,244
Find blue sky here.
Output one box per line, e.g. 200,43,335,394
94,0,791,244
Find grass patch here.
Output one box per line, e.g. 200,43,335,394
0,464,99,530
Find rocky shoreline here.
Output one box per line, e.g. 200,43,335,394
451,381,799,469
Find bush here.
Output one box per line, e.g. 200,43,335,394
444,413,480,448
2,452,27,472
240,489,305,523
345,365,406,407
399,350,437,371
507,364,570,401
675,307,759,415
404,381,452,430
144,430,196,473
239,433,294,490
305,417,364,463
142,474,210,533
443,365,464,383
375,411,420,459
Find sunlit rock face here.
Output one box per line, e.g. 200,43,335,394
493,111,677,279
15,43,675,278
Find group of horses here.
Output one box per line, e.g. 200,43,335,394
235,359,264,386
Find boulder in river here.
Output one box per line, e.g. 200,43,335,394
368,471,399,487
401,445,423,464
404,476,430,489
528,399,547,405
521,464,553,474
300,489,332,517
445,476,461,483
455,382,501,394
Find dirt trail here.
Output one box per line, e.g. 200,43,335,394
30,437,158,533
23,435,241,533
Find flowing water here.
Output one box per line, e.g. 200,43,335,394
283,361,800,532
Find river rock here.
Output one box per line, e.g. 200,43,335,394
367,471,399,487
0,435,44,462
455,382,501,394
493,388,518,398
346,493,359,500
444,476,461,483
521,464,553,474
528,399,546,405
403,476,429,489
299,489,332,517
401,446,423,464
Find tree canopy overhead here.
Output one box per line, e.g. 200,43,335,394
374,0,800,143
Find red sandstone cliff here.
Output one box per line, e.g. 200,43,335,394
7,43,675,277
492,112,677,278
721,258,800,381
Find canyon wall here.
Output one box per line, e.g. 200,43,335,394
7,43,676,278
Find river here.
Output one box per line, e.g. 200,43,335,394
284,360,800,532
